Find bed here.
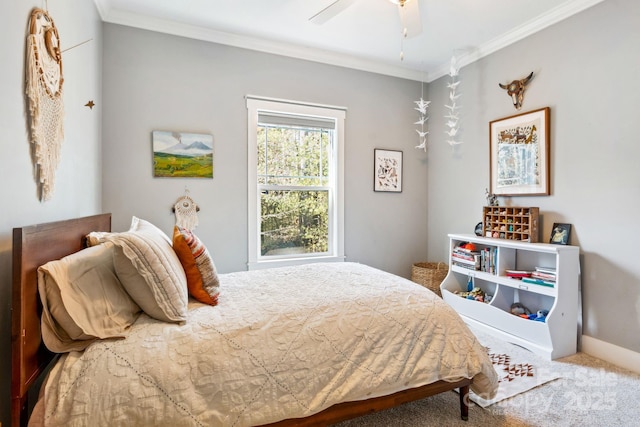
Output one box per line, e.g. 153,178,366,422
11,213,497,427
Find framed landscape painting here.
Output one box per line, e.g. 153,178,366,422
489,107,550,196
153,131,213,178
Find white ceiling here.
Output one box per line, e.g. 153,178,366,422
93,0,604,82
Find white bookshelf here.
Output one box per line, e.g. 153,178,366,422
441,233,580,360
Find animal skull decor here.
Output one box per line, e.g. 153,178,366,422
499,72,534,109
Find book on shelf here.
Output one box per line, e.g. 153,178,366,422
451,244,498,274
505,269,532,278
451,256,478,265
521,277,555,287
452,262,479,271
532,266,557,281
451,251,479,261
451,253,480,269
534,266,557,275
451,244,481,270
531,271,556,281
480,247,497,274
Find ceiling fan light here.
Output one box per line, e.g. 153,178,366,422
389,0,410,6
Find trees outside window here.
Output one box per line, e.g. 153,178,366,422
247,98,345,270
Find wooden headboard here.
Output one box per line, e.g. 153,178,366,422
11,213,111,427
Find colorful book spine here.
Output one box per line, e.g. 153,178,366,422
521,277,555,287
480,247,497,274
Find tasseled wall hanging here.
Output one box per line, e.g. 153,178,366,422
26,8,64,201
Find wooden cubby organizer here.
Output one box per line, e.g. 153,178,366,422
483,206,539,242
441,233,580,360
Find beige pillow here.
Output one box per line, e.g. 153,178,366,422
38,242,142,353
108,217,188,323
129,216,172,244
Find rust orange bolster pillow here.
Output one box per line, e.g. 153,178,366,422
172,226,220,306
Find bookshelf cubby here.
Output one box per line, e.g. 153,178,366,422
441,233,580,360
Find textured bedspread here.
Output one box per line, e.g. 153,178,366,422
39,262,497,426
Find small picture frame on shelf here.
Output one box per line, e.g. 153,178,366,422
549,223,571,245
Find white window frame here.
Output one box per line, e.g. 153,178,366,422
246,96,345,270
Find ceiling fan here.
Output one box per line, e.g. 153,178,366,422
310,0,423,39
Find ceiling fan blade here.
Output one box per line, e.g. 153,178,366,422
398,0,422,38
310,0,359,25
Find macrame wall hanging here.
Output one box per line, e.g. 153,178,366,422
26,7,64,201
173,191,200,231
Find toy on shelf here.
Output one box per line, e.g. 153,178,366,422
511,304,548,322
528,310,549,322
455,286,492,303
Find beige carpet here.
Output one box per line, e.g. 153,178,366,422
336,326,639,426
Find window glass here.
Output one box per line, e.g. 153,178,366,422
247,97,345,269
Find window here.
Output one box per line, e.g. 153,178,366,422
246,97,345,270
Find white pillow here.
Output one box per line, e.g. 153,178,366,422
107,217,188,323
86,217,172,246
86,230,117,247
38,242,142,353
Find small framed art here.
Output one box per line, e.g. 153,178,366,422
374,149,402,192
489,107,550,196
152,130,213,178
549,223,571,245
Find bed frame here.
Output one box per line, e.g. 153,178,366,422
11,213,471,427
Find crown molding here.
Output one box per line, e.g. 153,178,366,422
94,0,605,83
427,0,606,82
100,8,425,81
92,0,109,20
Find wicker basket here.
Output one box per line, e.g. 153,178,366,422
411,262,449,297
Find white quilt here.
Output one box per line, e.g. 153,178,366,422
38,262,498,426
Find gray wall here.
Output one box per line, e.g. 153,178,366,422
101,24,429,277
0,1,103,425
426,0,640,353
